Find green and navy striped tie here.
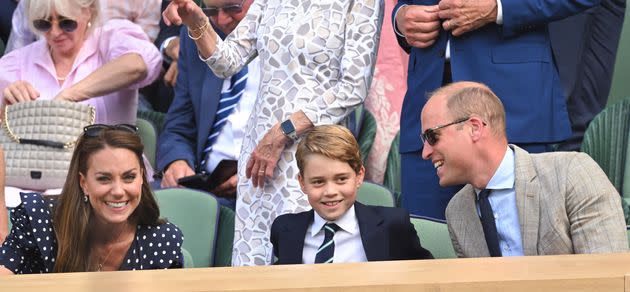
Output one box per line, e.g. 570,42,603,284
315,223,340,264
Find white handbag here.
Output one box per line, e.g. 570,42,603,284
0,100,95,190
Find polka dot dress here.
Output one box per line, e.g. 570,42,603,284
0,193,184,273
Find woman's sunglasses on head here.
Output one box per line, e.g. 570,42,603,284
32,17,78,33
84,124,138,138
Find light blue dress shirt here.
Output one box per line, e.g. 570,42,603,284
476,147,524,256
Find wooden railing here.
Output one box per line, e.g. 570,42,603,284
2,253,630,291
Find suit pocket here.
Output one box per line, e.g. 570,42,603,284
491,45,550,64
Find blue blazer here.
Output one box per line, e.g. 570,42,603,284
393,0,600,152
157,27,223,172
270,202,433,264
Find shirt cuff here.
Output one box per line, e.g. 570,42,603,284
393,4,408,37
496,0,503,25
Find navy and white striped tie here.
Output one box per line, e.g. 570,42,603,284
200,67,248,171
315,223,340,264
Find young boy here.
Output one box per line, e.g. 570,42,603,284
270,125,433,264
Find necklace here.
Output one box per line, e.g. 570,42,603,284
56,75,68,81
94,225,129,272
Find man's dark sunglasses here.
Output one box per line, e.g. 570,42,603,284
32,18,78,33
421,117,470,146
201,0,245,17
84,124,138,137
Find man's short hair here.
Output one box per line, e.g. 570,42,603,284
433,83,507,137
296,125,362,175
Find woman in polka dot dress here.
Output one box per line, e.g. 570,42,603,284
0,124,184,274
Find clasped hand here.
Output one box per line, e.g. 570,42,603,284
398,0,497,48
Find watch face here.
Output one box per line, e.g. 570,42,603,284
281,120,295,135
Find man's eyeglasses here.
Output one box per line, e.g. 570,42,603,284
201,0,245,17
32,17,78,33
84,124,138,137
421,117,470,146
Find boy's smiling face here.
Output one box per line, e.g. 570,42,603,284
298,154,364,221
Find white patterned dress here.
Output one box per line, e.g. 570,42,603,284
204,0,384,266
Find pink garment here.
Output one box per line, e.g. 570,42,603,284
0,19,162,124
364,0,409,183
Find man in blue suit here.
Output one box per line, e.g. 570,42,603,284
392,0,600,219
156,0,257,209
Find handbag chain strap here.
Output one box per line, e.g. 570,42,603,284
3,104,96,149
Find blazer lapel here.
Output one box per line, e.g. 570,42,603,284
278,210,312,264
355,202,387,261
511,145,541,256
455,186,491,257
196,68,222,162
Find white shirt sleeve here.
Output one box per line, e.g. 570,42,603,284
393,4,408,37
496,0,503,25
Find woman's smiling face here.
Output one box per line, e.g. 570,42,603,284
80,146,143,226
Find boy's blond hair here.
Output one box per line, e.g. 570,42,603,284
296,125,362,175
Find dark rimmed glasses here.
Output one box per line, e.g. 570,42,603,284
201,0,246,17
84,124,138,137
421,117,470,146
32,17,78,33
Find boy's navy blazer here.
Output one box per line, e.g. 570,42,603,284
270,202,434,264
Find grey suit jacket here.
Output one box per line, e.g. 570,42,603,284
446,145,628,257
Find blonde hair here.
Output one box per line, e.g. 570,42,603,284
430,82,507,137
296,125,363,175
26,0,100,35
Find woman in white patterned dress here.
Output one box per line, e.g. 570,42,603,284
163,0,383,265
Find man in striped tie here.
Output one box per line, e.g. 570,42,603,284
270,125,433,264
156,0,257,209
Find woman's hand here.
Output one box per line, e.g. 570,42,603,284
162,0,206,28
246,125,289,188
2,81,39,105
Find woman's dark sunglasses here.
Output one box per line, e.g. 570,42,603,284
201,0,245,17
84,124,138,137
32,18,78,33
421,117,470,146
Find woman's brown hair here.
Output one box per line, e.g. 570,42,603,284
52,128,163,272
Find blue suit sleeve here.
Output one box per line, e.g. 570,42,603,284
501,0,601,37
156,27,199,172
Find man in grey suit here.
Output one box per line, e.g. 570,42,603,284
420,81,628,258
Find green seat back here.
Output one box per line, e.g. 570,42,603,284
0,39,5,57
627,226,630,248
581,97,630,198
137,110,166,135
213,205,234,267
356,181,395,207
624,130,630,200
410,215,456,259
608,8,630,105
383,132,401,206
136,118,157,169
154,188,220,267
181,247,194,268
357,110,377,164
